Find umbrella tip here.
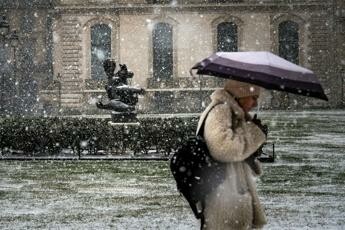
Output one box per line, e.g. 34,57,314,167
190,68,197,78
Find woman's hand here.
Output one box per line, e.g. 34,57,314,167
252,114,268,136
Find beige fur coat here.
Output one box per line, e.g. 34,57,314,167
196,89,267,230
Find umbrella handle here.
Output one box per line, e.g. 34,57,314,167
190,68,197,79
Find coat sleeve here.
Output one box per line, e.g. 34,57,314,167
203,104,266,163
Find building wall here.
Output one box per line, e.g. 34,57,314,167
335,0,345,106
51,1,338,112
51,8,277,112
0,2,53,114
2,0,343,114
120,14,151,86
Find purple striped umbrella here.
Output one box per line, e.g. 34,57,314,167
191,51,328,101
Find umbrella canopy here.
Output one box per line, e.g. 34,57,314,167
191,51,328,101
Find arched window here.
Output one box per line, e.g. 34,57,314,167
279,20,299,64
91,24,111,80
152,22,173,79
217,22,238,52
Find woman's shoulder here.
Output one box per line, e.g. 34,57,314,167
209,90,245,120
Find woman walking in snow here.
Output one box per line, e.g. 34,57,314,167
196,79,267,229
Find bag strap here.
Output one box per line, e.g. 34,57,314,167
196,102,224,137
193,102,225,222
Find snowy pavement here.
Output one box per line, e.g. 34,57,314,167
1,110,345,229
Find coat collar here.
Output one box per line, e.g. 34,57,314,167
196,89,247,135
210,89,245,119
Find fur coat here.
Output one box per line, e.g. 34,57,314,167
196,89,267,230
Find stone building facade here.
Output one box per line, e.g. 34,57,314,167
0,1,54,114
1,0,344,115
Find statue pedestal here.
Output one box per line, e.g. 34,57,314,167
111,112,138,123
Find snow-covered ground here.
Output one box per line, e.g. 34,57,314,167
1,110,345,229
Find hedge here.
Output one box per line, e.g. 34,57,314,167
0,116,199,156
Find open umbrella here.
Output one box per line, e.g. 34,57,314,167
191,51,328,101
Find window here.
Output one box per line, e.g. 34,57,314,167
279,20,299,64
217,22,238,52
91,24,111,80
152,22,173,79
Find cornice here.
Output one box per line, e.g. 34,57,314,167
54,3,332,15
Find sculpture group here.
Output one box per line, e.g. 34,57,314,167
96,59,145,122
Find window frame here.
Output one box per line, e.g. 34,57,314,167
83,17,119,85
271,14,307,67
212,16,243,53
148,16,178,80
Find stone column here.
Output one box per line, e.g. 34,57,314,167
60,16,83,109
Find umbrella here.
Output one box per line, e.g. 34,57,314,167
191,51,328,101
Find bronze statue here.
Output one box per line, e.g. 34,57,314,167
96,59,145,121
